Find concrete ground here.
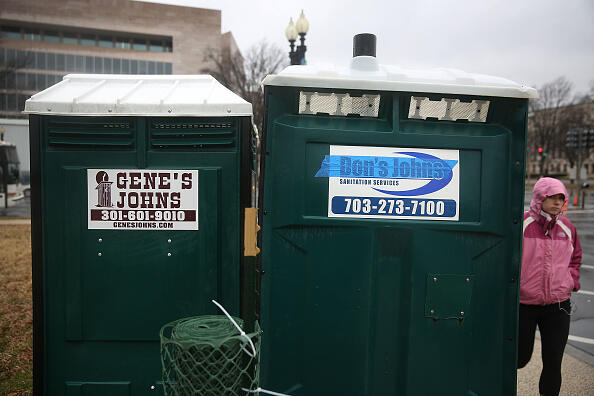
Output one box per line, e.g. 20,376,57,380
0,218,30,224
517,334,594,395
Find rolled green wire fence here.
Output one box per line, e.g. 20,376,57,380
160,315,261,396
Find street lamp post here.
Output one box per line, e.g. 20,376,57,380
285,11,309,65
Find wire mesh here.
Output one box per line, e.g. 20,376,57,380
160,316,261,396
299,91,380,117
408,96,489,122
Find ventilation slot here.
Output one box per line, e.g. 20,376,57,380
47,121,134,149
408,97,489,122
299,91,380,117
150,121,235,151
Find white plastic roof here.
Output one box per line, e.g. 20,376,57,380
263,56,538,99
24,74,252,116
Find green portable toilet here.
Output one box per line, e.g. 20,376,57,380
25,74,255,395
259,34,537,396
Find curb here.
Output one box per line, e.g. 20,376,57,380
565,342,594,367
0,218,31,225
536,331,594,368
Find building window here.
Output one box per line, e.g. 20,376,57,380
80,33,96,46
121,59,130,73
113,58,121,73
98,36,113,48
85,56,94,73
7,93,17,111
66,54,75,70
75,55,84,72
15,72,26,90
43,30,60,43
56,54,66,71
116,37,131,50
46,52,56,70
25,73,35,90
94,57,103,73
17,51,31,68
0,48,174,117
6,73,16,89
103,58,112,73
132,39,147,51
138,60,147,74
24,28,41,41
62,31,78,45
5,49,15,65
35,74,46,91
18,94,28,111
35,52,46,69
1,26,21,39
149,40,164,52
1,23,173,53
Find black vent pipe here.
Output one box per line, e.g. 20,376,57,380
353,33,376,57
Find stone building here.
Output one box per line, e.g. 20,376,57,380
0,0,240,119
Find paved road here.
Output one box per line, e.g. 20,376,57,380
0,197,31,217
565,209,594,359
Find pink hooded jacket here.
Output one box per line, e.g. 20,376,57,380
521,178,582,305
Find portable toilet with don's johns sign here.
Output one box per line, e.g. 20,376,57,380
258,34,538,396
25,74,255,396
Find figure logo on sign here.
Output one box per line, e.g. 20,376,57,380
95,171,113,207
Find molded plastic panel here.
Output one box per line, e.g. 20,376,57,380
32,115,251,395
260,86,527,396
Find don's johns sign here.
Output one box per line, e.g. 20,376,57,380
315,146,459,220
87,169,199,230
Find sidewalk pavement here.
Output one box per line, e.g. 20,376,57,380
0,218,30,225
517,335,594,395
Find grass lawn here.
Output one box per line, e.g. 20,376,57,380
0,225,32,396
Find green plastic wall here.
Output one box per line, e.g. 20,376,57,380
31,115,251,395
260,87,528,396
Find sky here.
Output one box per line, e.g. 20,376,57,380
138,0,594,96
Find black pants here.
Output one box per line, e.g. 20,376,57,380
517,300,571,396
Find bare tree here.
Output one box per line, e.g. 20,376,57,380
558,101,593,170
0,47,33,82
201,40,287,134
528,77,575,177
574,80,594,104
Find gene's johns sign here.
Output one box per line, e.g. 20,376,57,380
315,146,459,221
88,169,199,230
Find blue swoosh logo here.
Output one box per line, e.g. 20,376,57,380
372,152,455,196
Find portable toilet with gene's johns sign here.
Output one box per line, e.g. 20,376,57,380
24,74,255,396
258,33,537,396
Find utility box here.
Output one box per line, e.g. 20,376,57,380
259,34,537,396
25,74,254,396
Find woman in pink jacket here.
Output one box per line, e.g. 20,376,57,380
518,177,582,396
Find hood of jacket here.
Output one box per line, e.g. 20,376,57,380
529,177,568,223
